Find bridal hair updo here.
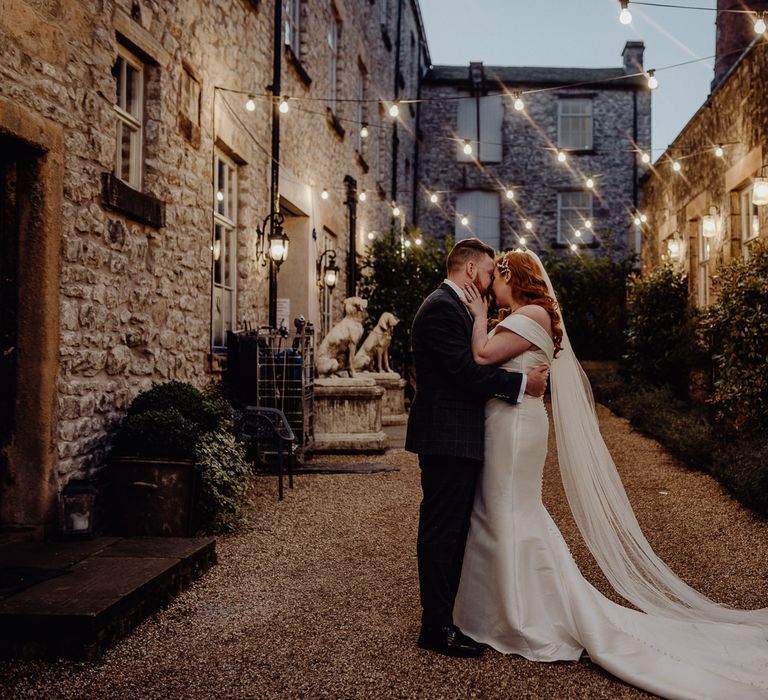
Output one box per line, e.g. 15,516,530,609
491,251,564,357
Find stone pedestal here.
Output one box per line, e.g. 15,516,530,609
313,377,388,453
369,372,408,426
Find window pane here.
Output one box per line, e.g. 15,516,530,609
223,290,233,336
227,166,235,220
120,122,133,183
213,224,223,285
125,63,140,119
113,57,125,109
217,159,226,215
224,225,234,287
213,287,223,347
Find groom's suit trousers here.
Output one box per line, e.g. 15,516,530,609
417,454,481,628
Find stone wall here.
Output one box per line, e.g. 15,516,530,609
415,56,651,257
0,0,426,523
640,41,768,305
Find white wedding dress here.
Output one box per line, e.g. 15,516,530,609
454,313,768,700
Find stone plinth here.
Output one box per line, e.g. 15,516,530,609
369,372,408,426
314,377,388,453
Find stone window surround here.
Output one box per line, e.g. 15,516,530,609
556,190,597,248
106,12,169,228
557,96,595,152
0,96,63,530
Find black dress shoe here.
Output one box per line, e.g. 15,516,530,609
417,624,484,658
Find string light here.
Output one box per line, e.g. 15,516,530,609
585,177,595,189
585,219,593,229
321,189,329,200
641,152,651,164
392,204,401,217
672,160,682,172
245,96,256,111
557,151,567,163
640,213,648,223
360,123,369,139
358,190,367,202
646,70,659,90
570,243,578,251
513,93,525,111
634,216,642,226
462,140,473,155
415,237,423,246
279,98,290,113
367,231,375,240
461,215,469,226
755,12,766,34
429,193,439,204
619,0,632,25
714,145,724,158
525,221,533,231
216,191,224,202
389,102,400,118
505,189,515,199
404,239,412,248
519,236,527,245
575,229,582,238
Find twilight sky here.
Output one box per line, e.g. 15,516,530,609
418,0,718,157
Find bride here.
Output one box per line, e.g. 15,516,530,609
454,249,768,700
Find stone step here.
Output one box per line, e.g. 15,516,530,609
0,536,216,660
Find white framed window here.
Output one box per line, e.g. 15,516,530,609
456,95,503,163
697,219,711,307
285,0,301,58
212,151,238,349
557,191,594,244
455,191,500,248
328,13,340,112
113,45,144,190
558,98,593,151
741,186,761,260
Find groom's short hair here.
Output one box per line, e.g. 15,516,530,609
446,238,496,273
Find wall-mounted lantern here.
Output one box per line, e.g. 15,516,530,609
701,206,719,238
256,212,290,269
753,177,768,207
317,249,339,290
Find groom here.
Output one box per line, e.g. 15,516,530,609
405,238,548,658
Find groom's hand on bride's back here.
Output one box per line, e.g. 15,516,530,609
525,365,549,398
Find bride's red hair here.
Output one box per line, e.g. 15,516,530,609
490,252,563,357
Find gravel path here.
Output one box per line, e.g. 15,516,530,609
2,405,767,699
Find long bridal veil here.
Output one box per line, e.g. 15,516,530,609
526,249,768,630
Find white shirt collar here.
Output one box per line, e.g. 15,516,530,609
443,278,466,300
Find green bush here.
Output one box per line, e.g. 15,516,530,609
113,408,198,460
127,380,223,433
543,251,634,360
711,436,768,518
623,266,699,398
358,228,449,375
195,430,252,534
701,240,768,433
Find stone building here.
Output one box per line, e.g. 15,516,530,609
0,0,428,532
415,42,651,257
640,2,768,308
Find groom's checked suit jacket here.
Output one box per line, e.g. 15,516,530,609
405,283,524,462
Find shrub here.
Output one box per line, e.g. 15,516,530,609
711,436,768,518
701,240,768,433
127,380,223,433
623,266,699,398
113,408,198,460
543,251,634,360
195,430,252,533
358,228,449,375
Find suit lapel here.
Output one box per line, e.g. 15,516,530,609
439,283,473,335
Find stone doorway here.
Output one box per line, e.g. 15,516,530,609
0,98,63,533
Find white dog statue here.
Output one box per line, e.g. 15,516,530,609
352,312,399,374
316,297,368,378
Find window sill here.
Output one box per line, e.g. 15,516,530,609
326,108,345,140
355,150,370,174
102,172,165,228
285,45,312,87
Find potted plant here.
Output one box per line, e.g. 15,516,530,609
111,381,249,536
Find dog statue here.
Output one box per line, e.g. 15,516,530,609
316,297,368,378
352,312,399,374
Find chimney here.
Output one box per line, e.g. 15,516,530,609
622,41,645,73
713,0,768,88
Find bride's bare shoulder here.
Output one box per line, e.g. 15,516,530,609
515,305,552,332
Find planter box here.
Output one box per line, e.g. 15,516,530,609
111,457,197,537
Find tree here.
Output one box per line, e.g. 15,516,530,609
358,228,450,377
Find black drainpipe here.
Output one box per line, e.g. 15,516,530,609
345,175,358,297
390,0,404,208
268,0,283,328
411,42,424,227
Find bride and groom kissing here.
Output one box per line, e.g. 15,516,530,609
404,238,768,699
